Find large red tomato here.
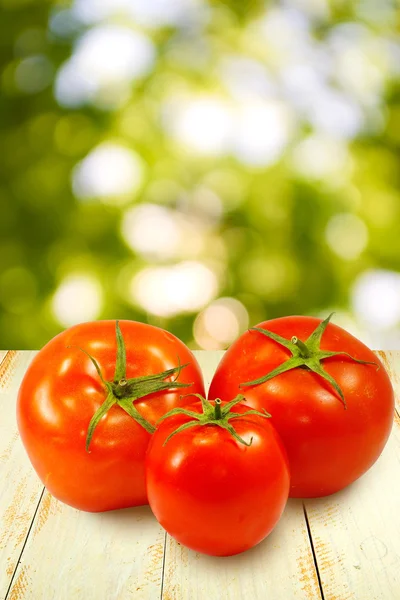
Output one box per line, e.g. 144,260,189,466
17,320,204,512
146,395,290,556
208,315,395,498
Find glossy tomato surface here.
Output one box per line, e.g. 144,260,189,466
208,316,395,498
17,320,204,512
146,399,290,556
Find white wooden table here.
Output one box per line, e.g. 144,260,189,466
1,350,400,600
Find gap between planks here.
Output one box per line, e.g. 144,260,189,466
4,488,45,600
303,504,325,600
301,400,400,600
0,350,44,600
159,531,168,600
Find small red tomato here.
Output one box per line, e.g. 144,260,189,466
208,314,395,498
17,320,205,512
146,395,290,557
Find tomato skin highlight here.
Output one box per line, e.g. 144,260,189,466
17,320,205,512
146,400,290,557
208,315,395,498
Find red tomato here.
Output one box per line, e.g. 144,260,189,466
146,396,290,556
208,315,395,498
17,320,204,512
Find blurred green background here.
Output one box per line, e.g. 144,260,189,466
1,0,400,350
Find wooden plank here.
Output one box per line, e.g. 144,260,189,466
0,351,44,599
161,350,322,600
162,499,321,600
304,351,400,600
6,497,165,600
375,351,400,410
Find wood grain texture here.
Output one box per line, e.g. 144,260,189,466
161,351,321,600
304,351,400,600
375,351,400,411
7,496,165,600
0,352,44,600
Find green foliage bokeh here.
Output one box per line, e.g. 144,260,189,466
1,0,399,349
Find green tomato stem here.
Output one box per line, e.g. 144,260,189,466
291,336,311,358
214,398,222,420
113,377,127,398
242,315,378,409
73,321,192,450
160,394,270,446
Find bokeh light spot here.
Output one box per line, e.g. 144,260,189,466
291,135,352,181
49,8,81,39
232,101,293,167
325,213,368,260
121,203,205,260
72,143,145,202
15,55,53,94
52,274,103,327
55,25,155,108
221,56,276,101
352,269,400,330
72,0,207,29
121,204,182,261
129,262,219,317
14,28,46,56
164,95,233,156
194,297,249,349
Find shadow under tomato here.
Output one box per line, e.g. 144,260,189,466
302,455,386,510
85,503,155,525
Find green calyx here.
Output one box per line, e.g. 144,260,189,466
71,321,192,452
158,393,270,447
240,313,378,409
